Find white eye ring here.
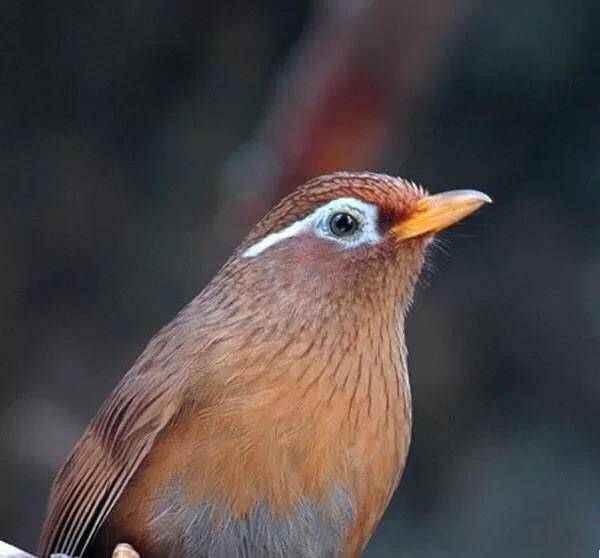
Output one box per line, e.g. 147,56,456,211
242,197,382,258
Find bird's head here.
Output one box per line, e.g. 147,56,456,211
225,172,489,315
198,171,490,349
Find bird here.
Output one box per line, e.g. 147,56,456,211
38,171,490,558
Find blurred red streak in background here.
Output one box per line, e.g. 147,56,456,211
221,0,472,227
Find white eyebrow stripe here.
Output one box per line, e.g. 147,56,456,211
242,197,380,258
242,217,311,258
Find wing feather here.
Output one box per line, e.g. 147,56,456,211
38,332,191,558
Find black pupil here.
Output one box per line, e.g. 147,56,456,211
330,213,358,236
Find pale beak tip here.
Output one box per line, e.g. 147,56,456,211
479,192,493,204
451,189,493,205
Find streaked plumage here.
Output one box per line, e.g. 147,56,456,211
38,172,489,558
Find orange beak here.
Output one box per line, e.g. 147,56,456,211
391,189,492,241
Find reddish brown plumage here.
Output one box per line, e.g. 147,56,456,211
38,172,487,558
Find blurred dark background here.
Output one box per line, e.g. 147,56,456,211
1,1,598,557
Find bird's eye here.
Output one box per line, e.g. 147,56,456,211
329,212,360,237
